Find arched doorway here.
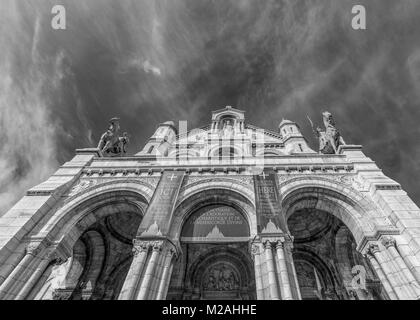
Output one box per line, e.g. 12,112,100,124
26,193,146,300
167,202,256,300
287,206,386,300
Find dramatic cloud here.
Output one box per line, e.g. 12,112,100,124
1,0,420,215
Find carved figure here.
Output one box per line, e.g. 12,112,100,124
97,118,129,155
307,111,346,154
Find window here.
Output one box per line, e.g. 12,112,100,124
298,144,303,152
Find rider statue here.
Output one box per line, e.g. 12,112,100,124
308,111,346,154
97,117,129,156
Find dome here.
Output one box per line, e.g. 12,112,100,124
278,119,295,127
162,121,175,127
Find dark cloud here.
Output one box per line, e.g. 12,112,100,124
1,0,420,214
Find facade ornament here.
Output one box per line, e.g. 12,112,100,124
366,243,380,256
68,179,97,197
26,239,51,257
52,289,73,300
250,243,260,256
262,240,273,250
203,264,239,291
132,240,150,256
26,244,42,256
307,111,346,154
168,247,177,260
152,240,164,251
381,236,396,249
97,117,129,155
275,240,284,250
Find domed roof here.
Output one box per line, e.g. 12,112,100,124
162,120,175,127
279,118,295,127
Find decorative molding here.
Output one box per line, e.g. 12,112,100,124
375,184,402,191
64,177,158,200
367,243,380,255
381,236,396,249
132,240,150,256
68,179,98,197
250,244,260,256
181,175,253,192
140,221,163,237
275,240,284,250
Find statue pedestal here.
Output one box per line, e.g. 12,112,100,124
75,148,103,157
337,145,363,156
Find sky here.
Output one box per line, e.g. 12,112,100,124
1,0,420,215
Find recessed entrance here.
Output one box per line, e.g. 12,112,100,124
167,204,256,300
287,207,386,300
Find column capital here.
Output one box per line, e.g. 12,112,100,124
263,240,272,250
366,243,380,256
152,240,164,251
275,240,284,250
44,247,68,265
250,243,261,255
25,238,51,257
381,236,396,249
132,239,150,256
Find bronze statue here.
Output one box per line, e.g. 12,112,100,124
97,118,129,155
307,111,346,154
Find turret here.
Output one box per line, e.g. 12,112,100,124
136,121,177,156
279,119,313,154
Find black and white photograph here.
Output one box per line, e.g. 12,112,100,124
1,0,420,308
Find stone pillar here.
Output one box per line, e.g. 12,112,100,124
156,248,176,300
15,249,67,300
367,243,414,299
118,240,150,300
275,240,293,300
395,240,420,284
366,251,398,300
0,241,48,300
283,242,302,300
251,243,264,299
263,241,280,300
136,241,163,300
382,237,420,299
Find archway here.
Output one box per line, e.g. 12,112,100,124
167,189,256,300
285,191,388,300
26,191,147,300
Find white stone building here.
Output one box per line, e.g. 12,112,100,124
0,106,420,300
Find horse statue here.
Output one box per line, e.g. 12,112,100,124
307,111,346,154
97,118,129,156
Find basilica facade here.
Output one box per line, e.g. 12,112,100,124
1,106,420,300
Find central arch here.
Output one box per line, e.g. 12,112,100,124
167,188,257,300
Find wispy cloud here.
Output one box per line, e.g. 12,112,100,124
1,0,420,215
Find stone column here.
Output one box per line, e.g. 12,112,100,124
367,243,413,299
382,237,420,299
275,240,293,300
251,243,264,299
395,241,420,284
366,250,398,300
0,242,47,300
163,263,174,299
156,248,176,300
263,241,280,300
118,240,150,300
136,241,163,300
15,249,67,300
